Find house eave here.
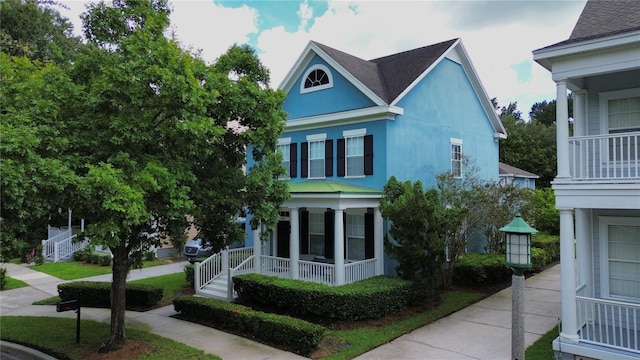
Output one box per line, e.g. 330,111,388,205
533,30,640,71
552,181,640,209
285,105,403,131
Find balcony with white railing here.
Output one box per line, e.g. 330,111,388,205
576,296,640,354
569,132,640,181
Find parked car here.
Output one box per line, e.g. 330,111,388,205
183,234,213,263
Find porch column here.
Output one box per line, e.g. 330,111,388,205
374,208,384,275
556,80,571,179
334,208,345,285
559,208,579,341
575,208,592,295
68,208,72,230
573,90,587,137
253,223,261,274
290,207,299,280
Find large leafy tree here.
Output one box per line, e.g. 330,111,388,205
380,176,445,292
0,53,80,260
0,0,83,65
53,0,287,351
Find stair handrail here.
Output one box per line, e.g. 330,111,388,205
53,234,87,262
194,251,223,292
42,229,73,258
227,255,255,299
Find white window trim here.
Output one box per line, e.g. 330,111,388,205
276,138,292,180
599,87,640,134
599,216,640,303
450,138,463,178
344,129,367,178
307,133,326,179
300,64,333,94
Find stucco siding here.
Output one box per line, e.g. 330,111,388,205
282,55,377,120
385,58,499,188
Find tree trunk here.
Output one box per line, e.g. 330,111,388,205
100,241,129,352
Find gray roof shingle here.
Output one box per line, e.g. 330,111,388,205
540,0,640,49
312,39,458,104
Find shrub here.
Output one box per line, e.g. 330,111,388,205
530,247,549,273
74,247,92,262
532,233,559,262
233,274,412,321
98,254,112,266
173,296,324,355
58,281,163,308
452,253,511,287
0,267,6,290
184,264,194,288
144,250,156,261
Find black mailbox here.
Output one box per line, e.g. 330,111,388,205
57,299,79,312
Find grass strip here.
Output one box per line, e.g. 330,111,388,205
2,276,30,290
29,259,174,280
525,324,559,360
319,290,483,359
0,316,220,359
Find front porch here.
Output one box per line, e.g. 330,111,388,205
194,246,381,300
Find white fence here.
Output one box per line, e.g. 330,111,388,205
261,256,291,278
299,260,335,285
570,132,640,180
576,296,640,354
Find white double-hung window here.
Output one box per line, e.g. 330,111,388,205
277,138,291,178
344,129,366,177
308,212,325,256
346,213,365,261
450,138,463,178
600,216,640,302
307,133,326,179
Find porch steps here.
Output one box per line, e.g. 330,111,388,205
199,275,231,301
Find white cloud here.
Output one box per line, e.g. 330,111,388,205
59,0,587,119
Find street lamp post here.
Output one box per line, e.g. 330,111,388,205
500,213,537,360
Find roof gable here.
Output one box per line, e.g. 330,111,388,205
499,162,539,179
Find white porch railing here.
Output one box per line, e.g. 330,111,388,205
576,296,640,354
345,258,377,284
299,260,335,285
261,255,291,279
570,132,640,180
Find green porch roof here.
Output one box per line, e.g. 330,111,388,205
288,181,382,195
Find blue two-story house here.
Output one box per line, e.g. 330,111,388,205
194,38,506,299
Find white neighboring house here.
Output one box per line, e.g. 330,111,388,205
533,1,640,359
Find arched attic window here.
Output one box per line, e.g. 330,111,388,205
300,64,333,94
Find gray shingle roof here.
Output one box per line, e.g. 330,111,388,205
541,0,640,49
499,162,539,179
312,39,458,104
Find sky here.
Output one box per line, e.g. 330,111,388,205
60,0,588,120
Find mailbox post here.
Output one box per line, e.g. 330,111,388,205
57,299,80,344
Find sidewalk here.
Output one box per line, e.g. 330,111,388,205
1,261,561,360
354,264,561,360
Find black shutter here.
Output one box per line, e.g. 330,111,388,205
365,211,374,259
364,135,373,175
337,138,345,177
300,209,309,254
324,210,334,259
289,143,297,178
300,142,308,178
325,139,333,177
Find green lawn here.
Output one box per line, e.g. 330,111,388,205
1,276,29,290
525,325,559,360
30,259,174,280
0,316,220,359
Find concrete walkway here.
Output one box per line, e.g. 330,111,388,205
1,261,561,359
355,264,561,360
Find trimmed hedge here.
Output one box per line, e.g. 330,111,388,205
184,264,194,288
173,296,324,355
58,281,163,308
233,274,412,321
452,253,512,287
532,233,560,262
